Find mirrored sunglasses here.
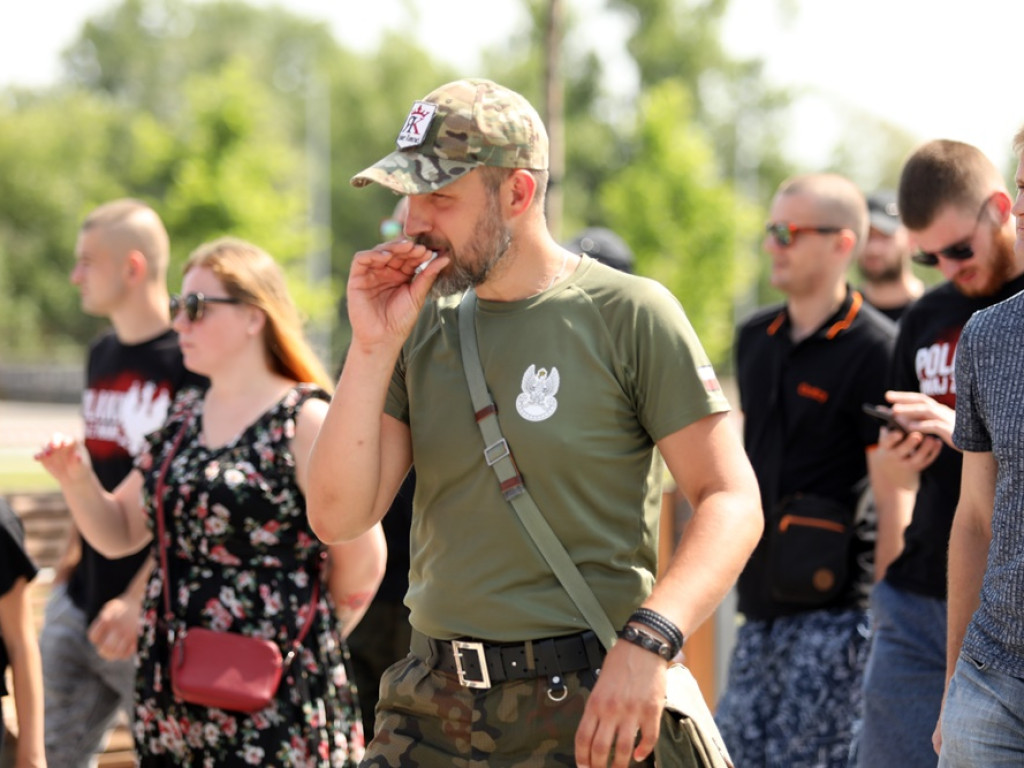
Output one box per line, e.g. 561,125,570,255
765,222,842,248
170,292,242,322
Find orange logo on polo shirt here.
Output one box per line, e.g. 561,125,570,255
797,382,829,403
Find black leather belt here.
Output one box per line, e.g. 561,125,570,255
411,629,605,689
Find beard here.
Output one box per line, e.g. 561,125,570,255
857,258,903,284
418,192,512,298
960,227,1016,298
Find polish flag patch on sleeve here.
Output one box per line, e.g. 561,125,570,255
697,364,721,393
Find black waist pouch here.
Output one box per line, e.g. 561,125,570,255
767,493,855,605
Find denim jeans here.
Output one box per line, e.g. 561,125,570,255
853,579,946,767
938,651,1024,767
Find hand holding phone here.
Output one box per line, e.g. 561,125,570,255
861,403,907,435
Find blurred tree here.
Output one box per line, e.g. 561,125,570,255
600,79,759,364
160,56,308,282
61,0,456,364
0,0,918,368
0,0,454,363
0,90,133,358
610,0,794,196
61,0,337,134
0,56,310,359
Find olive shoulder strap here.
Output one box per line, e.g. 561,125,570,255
457,289,617,650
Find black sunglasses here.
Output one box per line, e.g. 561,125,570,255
765,222,842,248
911,194,995,266
170,292,242,322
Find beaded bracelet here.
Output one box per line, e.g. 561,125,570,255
628,607,685,653
618,625,675,661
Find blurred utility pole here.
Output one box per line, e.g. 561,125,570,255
543,0,565,240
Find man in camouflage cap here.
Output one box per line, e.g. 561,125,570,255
310,78,762,768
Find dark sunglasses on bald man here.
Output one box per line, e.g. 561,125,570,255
764,222,843,248
911,193,996,267
170,292,242,322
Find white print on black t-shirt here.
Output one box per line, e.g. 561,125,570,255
83,380,172,456
515,364,560,422
915,341,957,398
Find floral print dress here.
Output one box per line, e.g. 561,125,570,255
134,385,364,767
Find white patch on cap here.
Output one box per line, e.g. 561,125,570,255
697,364,721,393
396,101,437,149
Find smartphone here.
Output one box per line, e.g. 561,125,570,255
861,403,906,434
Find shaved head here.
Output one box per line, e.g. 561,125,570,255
81,199,169,281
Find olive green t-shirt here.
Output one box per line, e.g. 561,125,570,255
385,256,729,641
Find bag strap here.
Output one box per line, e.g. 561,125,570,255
155,416,192,632
154,411,319,657
457,289,618,651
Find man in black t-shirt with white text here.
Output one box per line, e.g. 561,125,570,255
854,140,1024,768
39,199,202,768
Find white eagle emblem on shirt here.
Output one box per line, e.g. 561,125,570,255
515,364,560,422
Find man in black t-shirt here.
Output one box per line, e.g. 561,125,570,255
854,140,1024,768
39,199,201,768
716,173,900,768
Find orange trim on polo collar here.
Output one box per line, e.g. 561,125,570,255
826,290,863,339
765,290,864,340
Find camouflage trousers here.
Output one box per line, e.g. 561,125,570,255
360,648,654,767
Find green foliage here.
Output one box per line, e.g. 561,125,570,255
0,51,315,358
612,0,732,86
162,57,308,277
62,0,338,127
0,90,132,356
0,0,922,372
599,81,759,365
0,1,341,362
610,0,794,193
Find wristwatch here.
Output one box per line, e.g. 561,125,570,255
618,624,674,661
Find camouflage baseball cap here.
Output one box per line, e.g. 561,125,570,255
350,78,549,195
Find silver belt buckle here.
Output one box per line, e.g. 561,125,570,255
452,640,491,689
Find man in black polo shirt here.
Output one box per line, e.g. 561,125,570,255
716,173,900,768
854,140,1024,768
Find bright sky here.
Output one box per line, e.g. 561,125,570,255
1,0,1020,172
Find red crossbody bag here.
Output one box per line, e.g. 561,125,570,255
154,415,319,713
